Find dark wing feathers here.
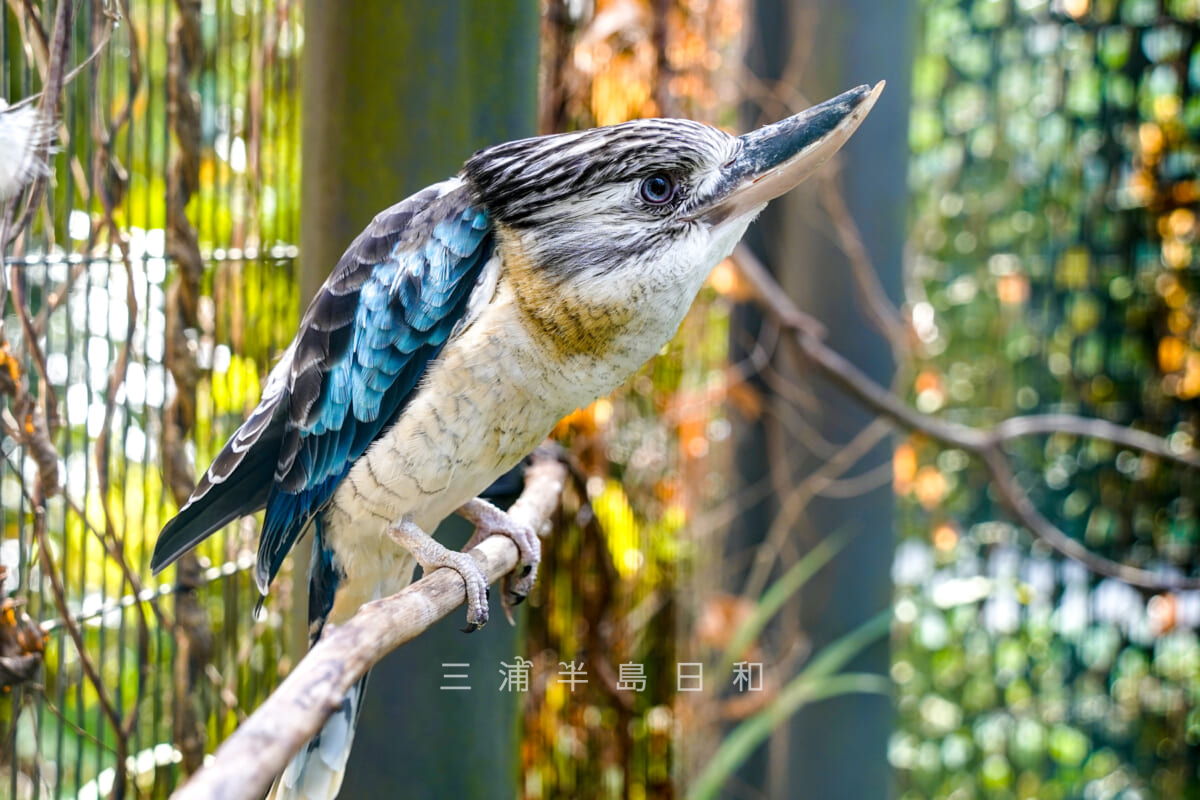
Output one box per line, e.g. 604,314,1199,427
148,401,287,571
149,363,292,572
150,182,494,593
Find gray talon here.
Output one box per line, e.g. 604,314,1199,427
458,497,542,615
388,517,491,629
510,571,536,600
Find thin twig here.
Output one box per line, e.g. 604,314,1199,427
991,414,1199,467
814,460,894,499
61,494,168,629
2,0,73,253
816,174,907,352
2,2,120,114
82,2,147,789
732,244,826,340
32,501,125,755
741,419,892,602
0,0,76,495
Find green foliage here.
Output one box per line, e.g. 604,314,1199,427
692,529,891,800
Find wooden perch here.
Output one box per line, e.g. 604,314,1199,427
171,449,567,800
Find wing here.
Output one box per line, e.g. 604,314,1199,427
148,356,291,572
151,179,495,591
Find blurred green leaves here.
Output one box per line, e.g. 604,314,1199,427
897,0,1200,796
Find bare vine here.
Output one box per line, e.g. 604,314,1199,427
0,2,155,796
163,0,213,777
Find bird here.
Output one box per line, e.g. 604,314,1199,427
150,81,883,799
0,99,53,202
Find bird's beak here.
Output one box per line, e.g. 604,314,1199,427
687,81,885,224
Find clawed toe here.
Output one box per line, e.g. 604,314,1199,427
392,498,545,632
458,498,542,614
509,570,535,601
454,558,490,631
388,517,491,631
461,585,490,632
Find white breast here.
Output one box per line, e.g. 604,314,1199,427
319,225,729,620
321,279,613,616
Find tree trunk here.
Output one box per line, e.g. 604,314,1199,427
730,0,914,796
299,2,539,795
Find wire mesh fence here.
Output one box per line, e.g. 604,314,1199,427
0,0,301,796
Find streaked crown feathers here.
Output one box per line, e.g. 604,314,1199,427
464,118,737,227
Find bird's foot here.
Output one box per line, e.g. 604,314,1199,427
387,517,490,631
458,497,541,618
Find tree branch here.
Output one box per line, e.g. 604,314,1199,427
732,248,1200,592
171,449,568,800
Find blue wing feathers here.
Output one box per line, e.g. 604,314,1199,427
253,187,494,593
152,181,495,594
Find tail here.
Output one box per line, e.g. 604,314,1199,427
267,517,385,800
267,675,367,800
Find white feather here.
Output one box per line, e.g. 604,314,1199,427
0,100,52,202
268,682,362,800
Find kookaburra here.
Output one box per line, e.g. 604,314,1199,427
152,82,883,799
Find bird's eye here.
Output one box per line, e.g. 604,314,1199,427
639,173,677,205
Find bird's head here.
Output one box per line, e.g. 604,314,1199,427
462,82,884,314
